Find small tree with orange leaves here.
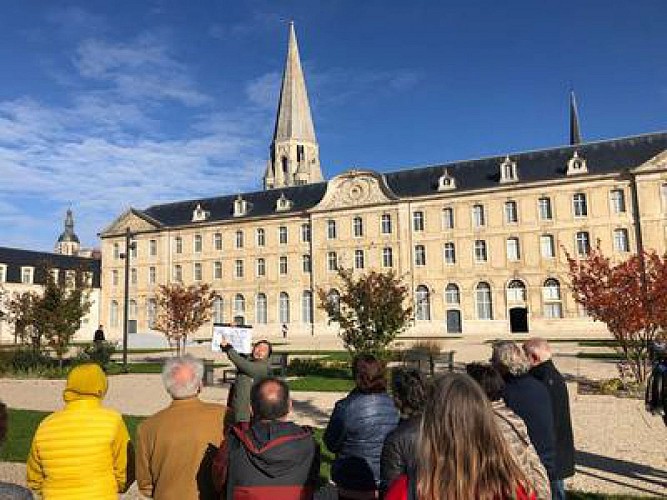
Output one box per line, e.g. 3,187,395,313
153,283,216,356
566,248,667,383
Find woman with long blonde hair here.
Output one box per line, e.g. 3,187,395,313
385,373,536,500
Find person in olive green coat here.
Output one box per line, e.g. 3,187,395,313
220,340,271,422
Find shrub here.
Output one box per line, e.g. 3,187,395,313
287,358,351,379
11,347,54,372
76,342,117,368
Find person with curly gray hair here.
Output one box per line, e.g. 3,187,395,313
491,341,557,489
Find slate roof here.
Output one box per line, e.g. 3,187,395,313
140,131,667,228
0,247,101,287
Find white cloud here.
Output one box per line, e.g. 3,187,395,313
245,71,281,110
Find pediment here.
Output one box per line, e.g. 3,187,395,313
313,170,398,211
100,209,161,237
633,150,667,173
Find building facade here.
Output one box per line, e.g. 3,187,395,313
100,25,667,343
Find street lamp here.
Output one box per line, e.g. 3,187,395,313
119,227,135,371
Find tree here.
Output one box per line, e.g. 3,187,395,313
2,290,38,346
318,269,413,358
566,248,667,383
153,283,216,356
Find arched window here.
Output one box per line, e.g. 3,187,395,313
507,279,527,303
110,300,119,327
234,294,245,314
279,292,290,324
302,291,313,324
213,297,224,324
445,284,460,305
328,289,341,314
415,285,431,321
476,282,493,320
256,294,267,324
147,299,157,328
543,279,563,318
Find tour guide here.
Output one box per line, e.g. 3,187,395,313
219,340,272,422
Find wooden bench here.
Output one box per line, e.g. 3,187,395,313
222,353,289,383
403,350,455,376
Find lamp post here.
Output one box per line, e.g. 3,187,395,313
119,227,135,371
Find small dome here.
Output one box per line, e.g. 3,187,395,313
58,231,80,243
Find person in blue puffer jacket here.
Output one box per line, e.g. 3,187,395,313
324,354,400,498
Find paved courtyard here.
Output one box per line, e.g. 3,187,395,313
0,339,665,497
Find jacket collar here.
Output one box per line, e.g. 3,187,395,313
65,399,102,410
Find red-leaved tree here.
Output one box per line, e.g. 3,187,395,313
153,283,216,356
566,248,667,382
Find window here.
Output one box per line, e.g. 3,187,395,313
256,294,268,324
194,234,203,253
412,211,425,232
381,214,392,234
301,223,311,243
256,258,266,277
327,289,341,314
50,269,59,284
279,292,290,323
543,279,563,318
214,232,223,251
113,243,120,259
538,197,553,221
173,265,182,282
573,193,588,217
382,247,393,268
327,252,338,272
130,268,138,285
302,254,312,273
302,291,313,324
415,245,426,266
507,280,527,303
610,189,626,214
235,230,244,248
279,256,288,275
614,228,630,252
149,239,157,257
279,226,288,245
476,282,493,320
175,237,183,254
235,259,244,278
327,220,337,239
149,266,156,285
353,217,364,237
506,237,520,261
130,241,138,259
21,267,34,285
442,208,454,229
214,261,222,280
256,228,266,247
444,242,456,265
575,231,590,256
112,270,119,287
504,201,518,223
540,235,555,258
445,284,460,305
147,299,157,328
474,240,488,262
0,264,6,283
213,297,224,323
129,300,138,320
234,294,245,315
110,301,119,327
354,250,365,269
415,285,431,321
193,263,202,281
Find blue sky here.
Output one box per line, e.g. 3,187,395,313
0,0,665,251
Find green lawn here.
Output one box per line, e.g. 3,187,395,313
288,376,355,392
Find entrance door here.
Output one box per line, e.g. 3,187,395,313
509,307,528,333
446,309,462,334
128,320,137,334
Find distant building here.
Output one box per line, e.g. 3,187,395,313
100,24,667,342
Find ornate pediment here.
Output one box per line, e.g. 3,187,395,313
313,170,398,211
100,209,161,237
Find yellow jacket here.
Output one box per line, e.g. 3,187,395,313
26,364,132,499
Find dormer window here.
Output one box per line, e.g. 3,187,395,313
437,169,456,191
276,193,293,212
499,156,518,183
567,151,588,176
192,203,210,222
233,195,249,217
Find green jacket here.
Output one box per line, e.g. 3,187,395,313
226,348,270,422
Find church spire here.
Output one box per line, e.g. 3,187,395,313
569,90,582,145
264,22,322,190
55,208,81,256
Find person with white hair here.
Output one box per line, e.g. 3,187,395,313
491,341,557,489
136,355,228,499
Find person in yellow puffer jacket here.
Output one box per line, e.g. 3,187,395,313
26,363,134,499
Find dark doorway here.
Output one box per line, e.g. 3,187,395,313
128,320,137,334
509,307,528,333
446,309,462,334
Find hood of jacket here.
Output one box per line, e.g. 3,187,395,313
63,363,108,403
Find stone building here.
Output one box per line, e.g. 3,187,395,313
100,24,667,343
